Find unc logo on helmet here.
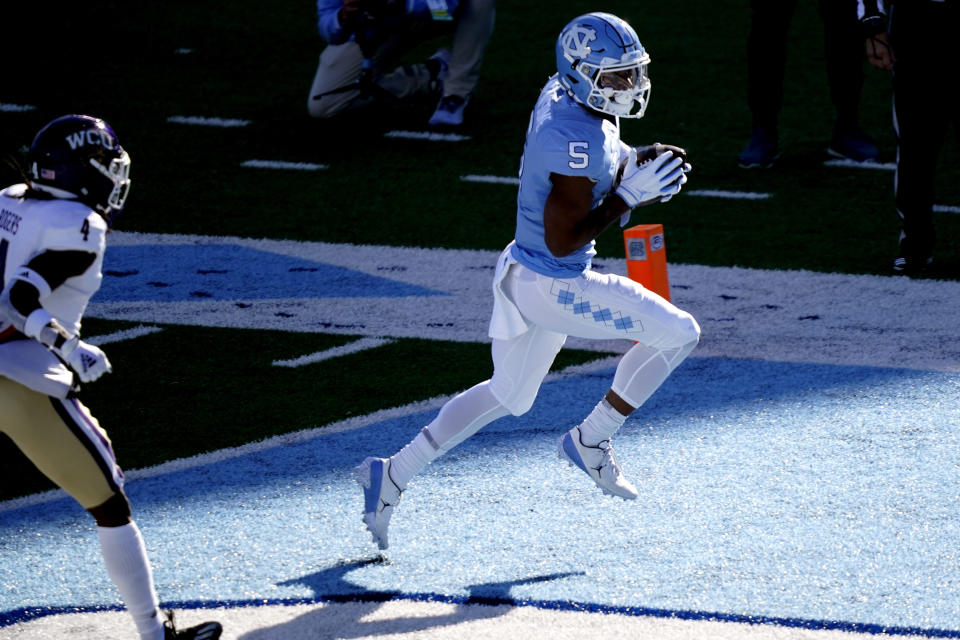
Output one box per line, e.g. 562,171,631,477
555,13,652,119
560,25,597,61
27,114,131,224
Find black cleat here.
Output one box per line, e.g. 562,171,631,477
163,611,223,640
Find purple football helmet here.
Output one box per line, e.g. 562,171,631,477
28,114,131,222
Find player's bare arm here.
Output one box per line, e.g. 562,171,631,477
543,173,630,257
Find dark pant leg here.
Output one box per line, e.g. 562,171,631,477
890,3,953,258
746,0,798,131
818,0,865,128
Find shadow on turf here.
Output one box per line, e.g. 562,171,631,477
234,558,584,639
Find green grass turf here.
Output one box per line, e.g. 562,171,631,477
1,0,958,501
0,320,602,501
2,0,957,275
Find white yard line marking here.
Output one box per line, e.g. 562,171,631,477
0,103,37,112
824,159,896,170
241,159,328,171
385,130,471,141
461,174,520,185
86,325,163,346
272,336,394,368
167,115,251,127
685,189,771,200
827,161,959,211
461,177,773,201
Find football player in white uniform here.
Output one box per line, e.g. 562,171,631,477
0,115,222,640
355,13,700,550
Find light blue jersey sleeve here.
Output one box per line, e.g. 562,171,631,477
511,76,624,278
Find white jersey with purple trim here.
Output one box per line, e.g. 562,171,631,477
511,75,627,278
0,184,107,397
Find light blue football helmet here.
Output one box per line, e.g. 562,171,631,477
555,12,651,118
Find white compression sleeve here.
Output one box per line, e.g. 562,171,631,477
389,380,509,488
610,339,698,409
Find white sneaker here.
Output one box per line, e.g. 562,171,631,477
355,456,402,550
557,427,638,500
429,93,470,127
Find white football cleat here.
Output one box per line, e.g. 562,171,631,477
558,427,638,500
355,456,402,550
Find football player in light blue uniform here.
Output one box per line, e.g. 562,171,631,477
512,73,626,277
355,13,700,550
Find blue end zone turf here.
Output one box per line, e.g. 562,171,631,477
1,357,958,635
94,244,446,302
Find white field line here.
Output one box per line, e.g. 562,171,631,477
460,177,773,201
0,356,618,513
272,336,394,367
825,161,959,211
0,103,37,112
685,189,771,200
241,159,328,171
385,130,471,141
461,174,520,185
167,115,251,127
824,158,896,170
86,325,163,346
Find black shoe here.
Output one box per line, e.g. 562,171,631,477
738,126,779,169
163,611,223,640
892,254,933,275
828,126,879,163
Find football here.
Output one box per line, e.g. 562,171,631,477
636,143,688,166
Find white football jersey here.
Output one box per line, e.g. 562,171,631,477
0,184,107,397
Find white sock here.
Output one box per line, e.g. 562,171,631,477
97,522,164,640
390,381,508,488
577,399,628,446
389,428,440,490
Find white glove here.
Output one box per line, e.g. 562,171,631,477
659,160,691,203
58,336,112,382
615,148,689,208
